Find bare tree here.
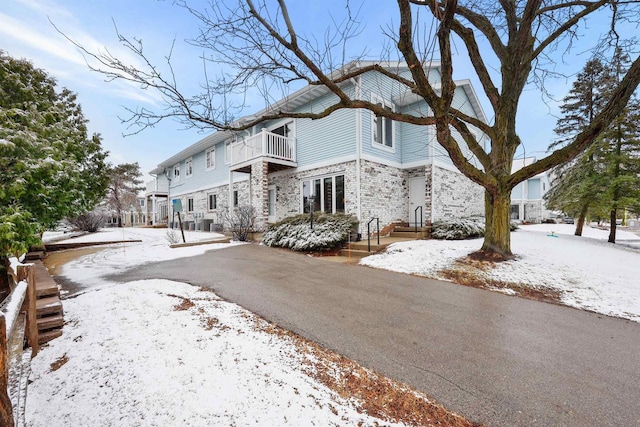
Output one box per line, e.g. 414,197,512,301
106,163,144,227
220,205,256,241
63,0,640,259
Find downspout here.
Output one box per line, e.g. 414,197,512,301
353,76,363,231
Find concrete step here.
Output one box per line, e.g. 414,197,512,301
37,314,64,331
338,248,374,259
390,231,428,239
394,226,430,233
38,329,62,345
36,296,63,317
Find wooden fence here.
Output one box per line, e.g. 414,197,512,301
1,262,39,427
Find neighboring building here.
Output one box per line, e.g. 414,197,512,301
145,177,169,226
510,157,551,223
106,197,147,227
146,61,488,233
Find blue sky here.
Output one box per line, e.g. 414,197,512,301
1,0,625,180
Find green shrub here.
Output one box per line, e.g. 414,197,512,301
431,217,519,240
262,213,358,251
431,218,485,240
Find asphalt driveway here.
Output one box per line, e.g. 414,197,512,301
108,243,640,426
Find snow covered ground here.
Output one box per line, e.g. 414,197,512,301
27,229,465,426
43,228,244,294
361,224,640,322
27,280,411,426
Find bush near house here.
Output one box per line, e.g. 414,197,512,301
262,213,359,252
431,218,519,240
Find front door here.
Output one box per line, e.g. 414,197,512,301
408,176,426,226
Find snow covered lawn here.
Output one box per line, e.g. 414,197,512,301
27,229,474,426
361,224,640,322
43,227,244,294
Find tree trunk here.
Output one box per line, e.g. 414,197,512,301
608,208,617,243
575,204,589,236
479,189,513,259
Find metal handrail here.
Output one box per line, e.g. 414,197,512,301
414,206,423,232
367,217,380,252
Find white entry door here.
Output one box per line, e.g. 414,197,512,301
408,176,426,226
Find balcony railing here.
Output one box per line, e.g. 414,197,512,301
231,129,296,166
145,179,168,195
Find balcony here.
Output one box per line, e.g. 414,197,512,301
145,179,168,196
231,129,297,173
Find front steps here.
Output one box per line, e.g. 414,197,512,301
30,257,64,344
339,224,431,259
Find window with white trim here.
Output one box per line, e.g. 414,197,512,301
185,157,193,177
187,198,194,212
301,175,345,214
173,164,180,182
271,122,291,137
205,147,215,170
208,194,217,211
371,94,394,150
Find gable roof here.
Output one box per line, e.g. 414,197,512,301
150,61,491,174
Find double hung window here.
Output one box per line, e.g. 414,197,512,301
173,164,180,181
371,94,394,150
205,147,215,170
185,158,193,177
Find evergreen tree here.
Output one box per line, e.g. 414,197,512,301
547,50,640,241
546,59,609,235
598,49,640,242
105,163,144,227
0,51,109,290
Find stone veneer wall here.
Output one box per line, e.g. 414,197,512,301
428,165,484,221
250,161,269,230
268,160,427,231
268,161,359,222
524,200,545,223
170,180,250,230
359,160,415,227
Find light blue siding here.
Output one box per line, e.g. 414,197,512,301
360,71,404,163
528,179,541,199
399,121,431,163
168,140,231,194
511,182,524,199
398,84,481,167
256,86,357,167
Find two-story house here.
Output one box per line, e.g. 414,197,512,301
510,157,552,223
146,62,488,234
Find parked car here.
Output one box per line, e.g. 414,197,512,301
542,218,556,224
564,217,574,224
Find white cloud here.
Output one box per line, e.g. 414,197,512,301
0,13,87,67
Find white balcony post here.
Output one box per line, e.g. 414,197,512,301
261,128,267,157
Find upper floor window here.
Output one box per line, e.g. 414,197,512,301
173,164,180,182
371,94,394,150
205,147,215,170
271,122,291,137
185,157,193,177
